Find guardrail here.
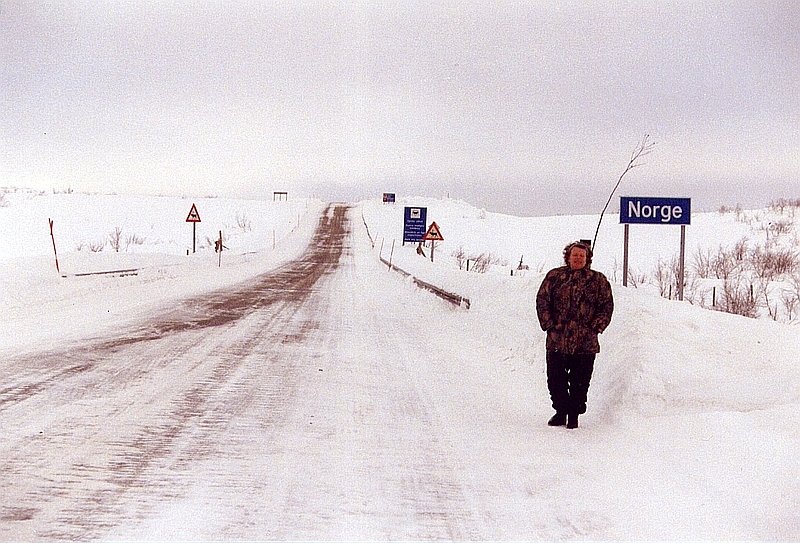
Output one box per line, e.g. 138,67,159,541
378,256,471,310
363,207,470,309
61,268,140,278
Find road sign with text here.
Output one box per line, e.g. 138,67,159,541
620,197,691,225
403,207,428,243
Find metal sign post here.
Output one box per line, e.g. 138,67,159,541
186,203,201,253
622,226,629,288
679,224,686,301
620,196,691,300
422,222,444,263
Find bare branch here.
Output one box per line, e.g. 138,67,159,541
593,134,656,251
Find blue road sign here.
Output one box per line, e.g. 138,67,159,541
403,207,428,242
383,193,396,203
620,197,691,225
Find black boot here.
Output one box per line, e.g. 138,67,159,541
548,413,567,426
566,413,579,429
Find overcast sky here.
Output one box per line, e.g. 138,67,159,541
3,1,798,215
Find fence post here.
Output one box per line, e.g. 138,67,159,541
49,218,60,274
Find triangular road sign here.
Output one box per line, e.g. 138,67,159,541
186,203,201,223
422,221,444,241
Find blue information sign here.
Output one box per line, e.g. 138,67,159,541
403,206,428,242
620,197,691,225
383,193,396,203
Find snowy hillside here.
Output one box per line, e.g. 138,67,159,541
2,188,799,539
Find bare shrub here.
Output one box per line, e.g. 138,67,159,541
783,275,800,322
770,219,793,236
451,246,467,270
626,268,648,288
653,256,687,299
653,257,674,298
770,199,786,214
769,198,799,215
108,227,123,252
711,247,738,280
693,247,715,278
125,233,145,251
88,240,105,252
732,237,749,261
236,212,252,232
763,292,779,321
750,246,798,281
718,277,758,318
469,252,503,273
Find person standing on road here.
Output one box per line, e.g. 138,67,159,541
536,241,614,429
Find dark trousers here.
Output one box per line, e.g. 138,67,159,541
546,351,596,415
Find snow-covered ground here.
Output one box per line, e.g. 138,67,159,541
2,188,799,539
1,189,325,356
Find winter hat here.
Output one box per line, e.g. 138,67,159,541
562,241,593,268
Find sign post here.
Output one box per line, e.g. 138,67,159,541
422,222,444,263
186,203,201,253
620,196,691,300
215,230,226,267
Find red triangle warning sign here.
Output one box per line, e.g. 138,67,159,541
186,203,201,223
422,221,444,241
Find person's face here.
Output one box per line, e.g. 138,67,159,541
568,247,588,270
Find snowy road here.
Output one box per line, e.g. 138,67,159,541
0,204,493,540
3,203,797,541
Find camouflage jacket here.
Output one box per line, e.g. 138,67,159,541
536,266,614,354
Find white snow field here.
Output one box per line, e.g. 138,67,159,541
1,189,798,540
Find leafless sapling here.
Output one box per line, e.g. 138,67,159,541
592,134,656,251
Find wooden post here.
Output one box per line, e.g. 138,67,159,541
218,230,223,267
192,222,196,254
430,240,435,262
48,218,60,274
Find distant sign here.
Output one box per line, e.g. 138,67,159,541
186,203,201,223
383,193,396,203
620,197,691,225
403,207,428,243
423,221,444,241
